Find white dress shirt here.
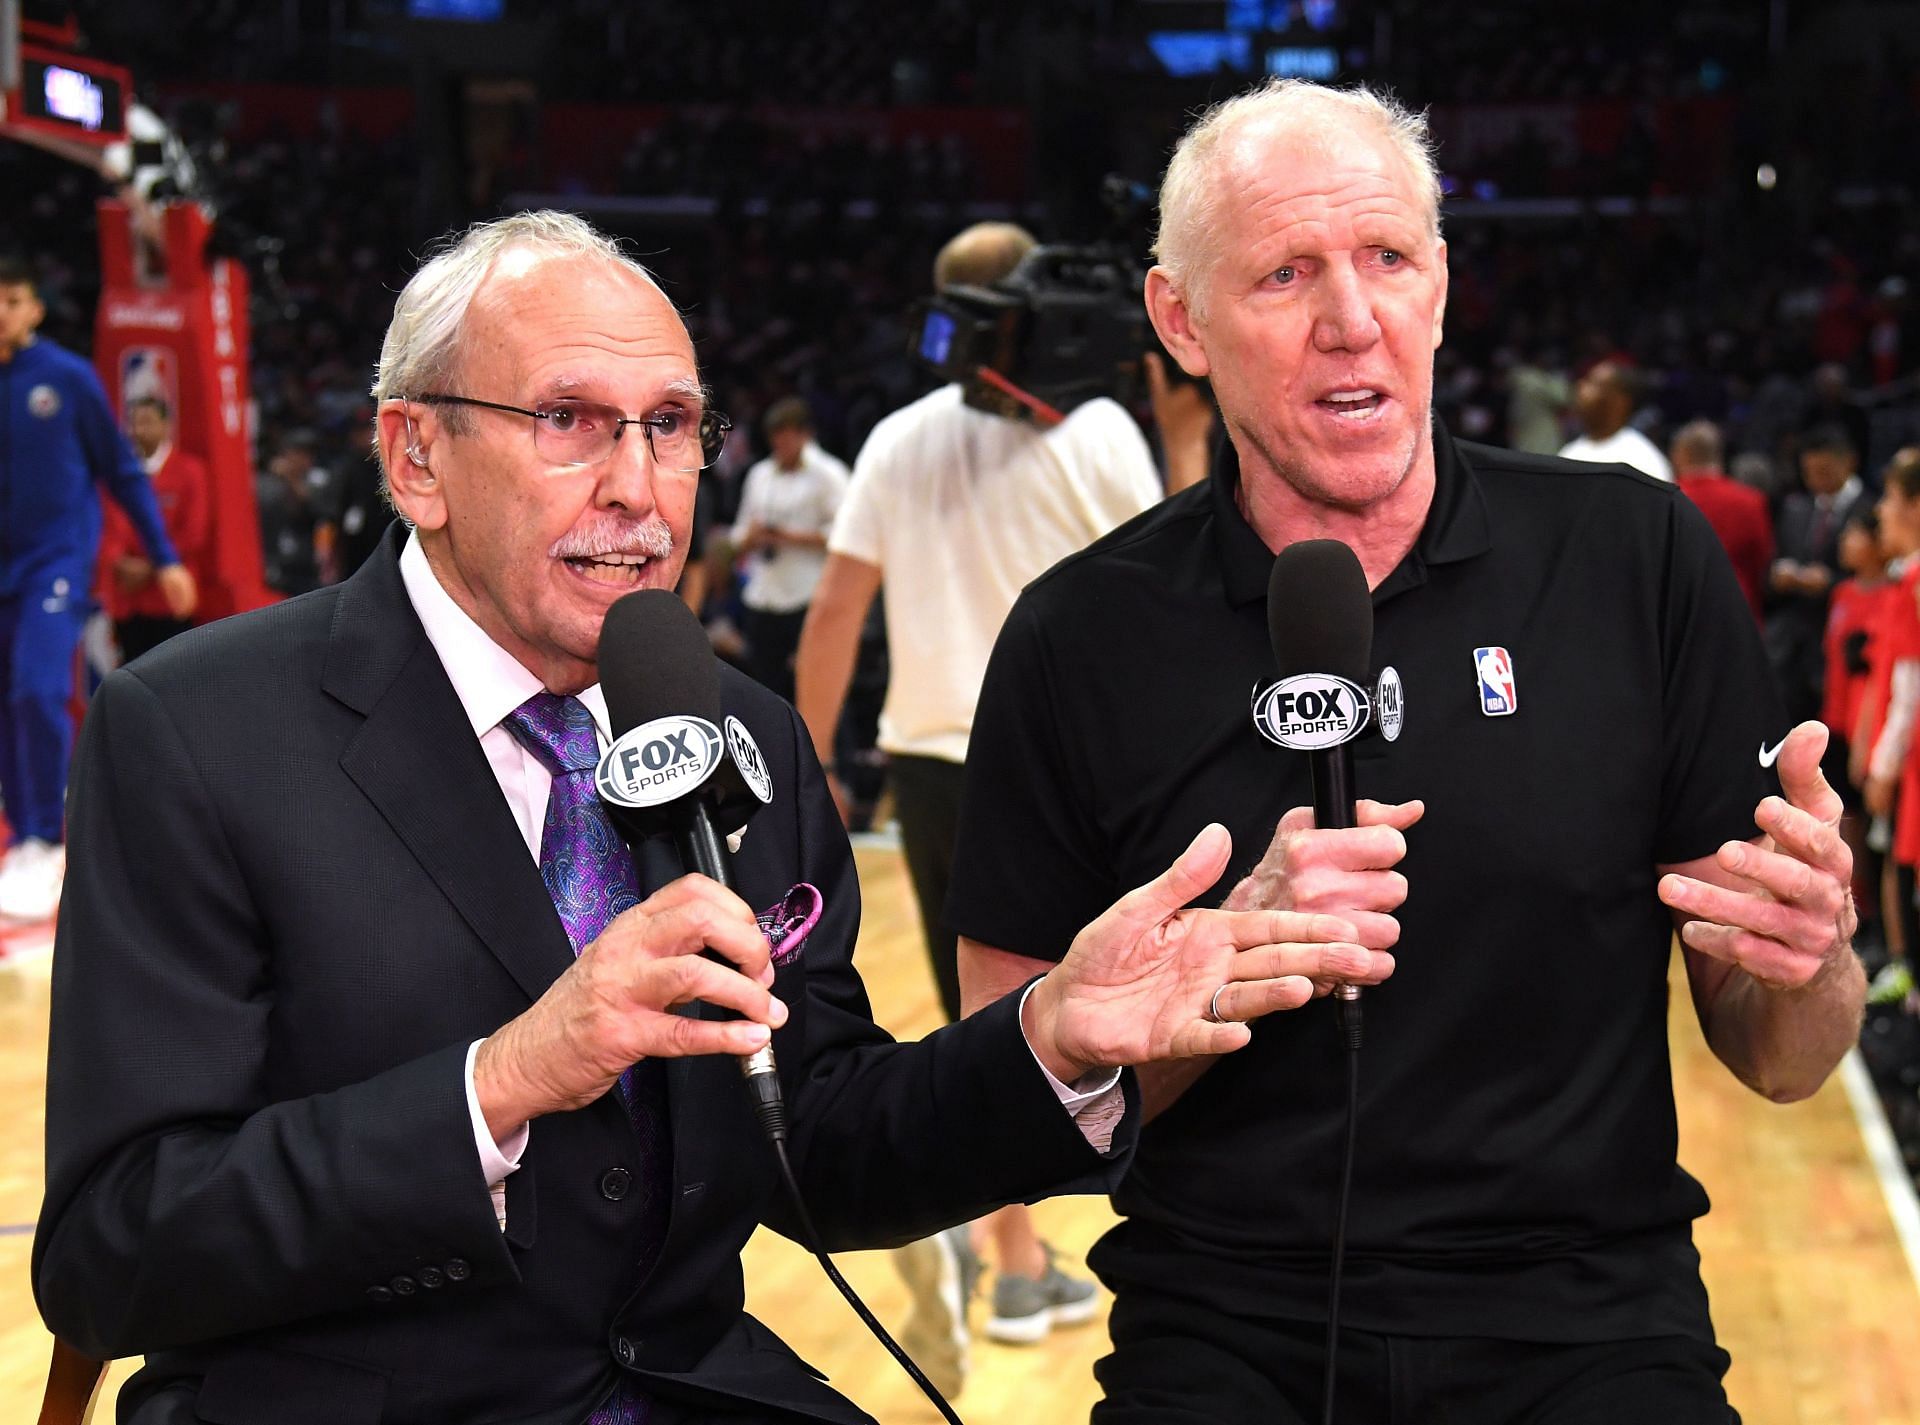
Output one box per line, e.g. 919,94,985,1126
396,534,1121,1229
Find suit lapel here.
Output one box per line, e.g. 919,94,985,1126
324,530,575,1004
321,535,758,1196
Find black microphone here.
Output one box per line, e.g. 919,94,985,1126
1267,539,1373,831
595,589,786,1140
1266,540,1374,1028
598,594,969,1425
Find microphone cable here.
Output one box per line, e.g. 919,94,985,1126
1321,993,1363,1425
597,590,968,1422
756,1103,969,1425
1261,540,1377,1425
709,924,968,1425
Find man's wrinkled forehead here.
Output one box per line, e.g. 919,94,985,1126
1219,112,1430,232
466,248,697,387
474,248,684,337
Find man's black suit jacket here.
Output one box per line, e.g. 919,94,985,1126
1766,482,1865,721
34,530,1127,1424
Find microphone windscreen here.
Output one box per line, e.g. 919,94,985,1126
599,589,722,736
1267,539,1372,683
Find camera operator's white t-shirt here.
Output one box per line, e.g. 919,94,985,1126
829,384,1160,763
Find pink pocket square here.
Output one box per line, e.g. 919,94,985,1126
759,884,823,966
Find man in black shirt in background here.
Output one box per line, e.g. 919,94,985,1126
950,79,1866,1424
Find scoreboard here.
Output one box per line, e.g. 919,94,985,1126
1,4,129,147
10,44,128,144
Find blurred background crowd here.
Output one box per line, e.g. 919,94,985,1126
5,0,1920,1159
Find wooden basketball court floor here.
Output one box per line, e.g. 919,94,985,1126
1,842,1918,1422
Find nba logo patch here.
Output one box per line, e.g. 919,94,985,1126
1474,646,1517,716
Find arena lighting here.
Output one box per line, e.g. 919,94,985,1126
407,0,505,18
1266,45,1339,78
1148,29,1254,76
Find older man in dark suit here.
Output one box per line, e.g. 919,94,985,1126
32,212,1384,1425
1767,425,1866,724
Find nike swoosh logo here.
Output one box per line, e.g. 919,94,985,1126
1758,738,1787,769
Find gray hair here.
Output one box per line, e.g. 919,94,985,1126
1154,79,1442,321
1670,419,1723,472
369,210,664,468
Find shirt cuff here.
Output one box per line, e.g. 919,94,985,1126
1017,980,1125,1154
466,1038,528,1230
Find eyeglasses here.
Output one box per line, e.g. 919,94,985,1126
411,393,732,472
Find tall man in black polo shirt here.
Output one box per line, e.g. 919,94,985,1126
949,79,1867,1424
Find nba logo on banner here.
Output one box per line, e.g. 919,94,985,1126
1474,646,1517,716
121,347,179,425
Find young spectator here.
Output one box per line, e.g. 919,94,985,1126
1825,509,1888,949
96,397,212,661
1861,451,1920,997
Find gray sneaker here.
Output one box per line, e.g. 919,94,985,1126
947,1225,985,1310
893,1227,976,1397
985,1243,1100,1344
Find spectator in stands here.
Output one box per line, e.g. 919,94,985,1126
1824,507,1887,957
0,257,195,924
1770,426,1867,724
1559,359,1673,481
1859,450,1920,999
1803,363,1872,467
326,450,395,585
1868,277,1912,387
729,397,848,701
98,396,212,661
255,430,334,596
1827,510,1886,775
1672,419,1773,622
1500,346,1571,456
1730,452,1783,499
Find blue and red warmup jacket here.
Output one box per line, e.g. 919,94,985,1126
1,336,178,599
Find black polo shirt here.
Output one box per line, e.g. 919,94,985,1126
948,426,1786,1343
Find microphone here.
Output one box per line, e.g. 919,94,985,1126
1263,540,1374,1033
1266,540,1373,833
594,589,785,1139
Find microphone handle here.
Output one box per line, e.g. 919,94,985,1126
667,802,782,1093
670,800,735,890
1309,746,1357,831
1308,747,1363,1006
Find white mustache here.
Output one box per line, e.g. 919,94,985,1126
550,516,675,561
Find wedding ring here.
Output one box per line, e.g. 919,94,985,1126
1206,984,1231,1024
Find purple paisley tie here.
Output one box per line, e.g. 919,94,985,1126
503,691,666,1425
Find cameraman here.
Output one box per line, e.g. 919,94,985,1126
795,219,1205,1388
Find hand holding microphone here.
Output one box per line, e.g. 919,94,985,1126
1230,542,1421,995
471,591,786,1141
594,589,789,1135
471,869,786,1140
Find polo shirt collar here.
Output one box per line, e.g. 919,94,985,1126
1209,421,1492,607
